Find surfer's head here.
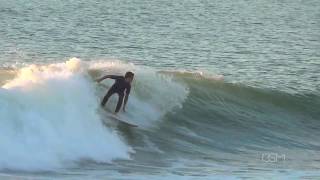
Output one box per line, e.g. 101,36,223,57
124,71,134,83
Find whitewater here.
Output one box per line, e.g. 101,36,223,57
0,58,189,172
0,59,132,170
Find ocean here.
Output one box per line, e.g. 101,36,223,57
0,0,319,179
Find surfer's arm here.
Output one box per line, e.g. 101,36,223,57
96,75,122,83
123,86,131,111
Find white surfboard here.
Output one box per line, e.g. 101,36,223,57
105,112,138,127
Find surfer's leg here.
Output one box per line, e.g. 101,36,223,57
101,89,115,106
115,93,124,113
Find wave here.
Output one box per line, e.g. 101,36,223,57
151,73,320,155
1,58,319,172
0,59,132,171
0,58,188,171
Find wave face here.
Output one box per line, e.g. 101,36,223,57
0,59,319,178
159,73,320,151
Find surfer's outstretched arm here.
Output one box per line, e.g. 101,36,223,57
96,75,122,83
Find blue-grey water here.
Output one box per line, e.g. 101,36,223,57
0,0,320,179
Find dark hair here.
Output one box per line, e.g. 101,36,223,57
125,71,134,79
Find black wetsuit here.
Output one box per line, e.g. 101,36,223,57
101,75,131,113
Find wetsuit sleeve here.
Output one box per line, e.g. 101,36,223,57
106,75,123,80
123,85,131,109
96,75,122,82
126,85,131,95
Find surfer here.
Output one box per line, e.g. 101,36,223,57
96,71,134,114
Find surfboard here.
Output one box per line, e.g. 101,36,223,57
105,112,138,127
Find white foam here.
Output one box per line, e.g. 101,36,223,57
0,58,132,171
0,58,189,171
